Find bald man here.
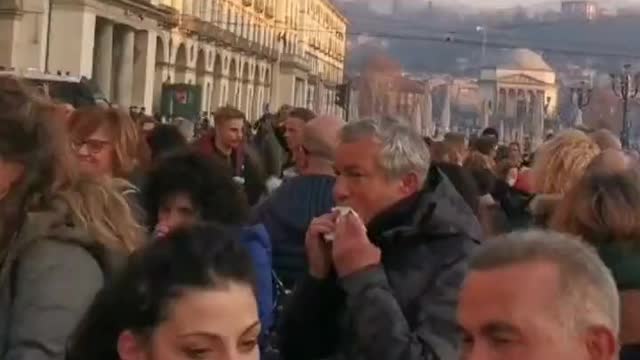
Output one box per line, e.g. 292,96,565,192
252,115,346,288
295,115,346,175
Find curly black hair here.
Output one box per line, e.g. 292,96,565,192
146,124,188,162
143,151,249,228
66,223,256,360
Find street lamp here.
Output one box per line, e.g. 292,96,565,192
570,80,593,110
611,64,640,149
476,26,487,66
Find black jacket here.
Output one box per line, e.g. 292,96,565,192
279,168,482,360
251,175,335,288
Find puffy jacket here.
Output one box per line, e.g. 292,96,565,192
279,168,482,360
240,224,274,334
0,199,125,360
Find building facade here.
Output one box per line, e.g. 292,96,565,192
561,1,599,21
0,0,347,120
479,48,558,144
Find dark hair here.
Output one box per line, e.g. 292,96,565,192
0,76,77,238
143,151,249,228
496,145,510,162
66,223,256,360
481,127,499,139
146,124,188,161
288,107,316,123
474,136,498,156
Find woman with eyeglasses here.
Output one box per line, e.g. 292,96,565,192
68,107,144,179
67,107,149,222
0,76,144,360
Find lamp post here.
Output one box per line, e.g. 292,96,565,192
570,80,592,127
610,64,640,149
570,80,593,110
476,26,487,66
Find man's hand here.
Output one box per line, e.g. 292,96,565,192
305,213,338,279
332,212,381,278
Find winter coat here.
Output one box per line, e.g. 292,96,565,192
279,168,482,360
194,130,267,206
0,198,126,360
251,175,335,288
240,224,274,334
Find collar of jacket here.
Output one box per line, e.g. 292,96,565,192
366,167,483,249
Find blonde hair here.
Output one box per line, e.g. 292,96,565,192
550,152,640,248
68,107,141,177
58,177,144,253
532,130,601,195
1,77,143,254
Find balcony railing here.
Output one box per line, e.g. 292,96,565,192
265,5,275,18
281,53,311,72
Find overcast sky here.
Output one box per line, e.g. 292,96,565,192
461,0,638,8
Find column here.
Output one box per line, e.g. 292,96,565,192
132,30,157,112
48,5,96,77
0,18,19,68
94,20,113,100
116,27,135,107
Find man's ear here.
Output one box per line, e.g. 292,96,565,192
399,172,421,195
584,325,618,360
117,330,147,360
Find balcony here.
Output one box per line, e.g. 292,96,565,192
267,47,279,62
255,0,265,13
281,53,311,72
158,5,179,29
179,14,204,35
265,5,274,18
242,0,252,6
234,37,253,53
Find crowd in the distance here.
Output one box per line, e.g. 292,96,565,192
1,74,638,360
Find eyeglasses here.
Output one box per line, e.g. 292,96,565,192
71,139,111,155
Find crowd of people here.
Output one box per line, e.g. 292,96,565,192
1,73,639,360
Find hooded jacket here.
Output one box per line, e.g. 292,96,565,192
0,199,125,360
279,168,482,360
251,175,336,288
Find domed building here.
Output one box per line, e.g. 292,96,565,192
478,48,558,146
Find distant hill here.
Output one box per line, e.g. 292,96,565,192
336,0,640,74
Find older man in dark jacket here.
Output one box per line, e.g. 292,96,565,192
279,116,481,360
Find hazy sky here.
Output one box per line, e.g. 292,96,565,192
461,0,638,8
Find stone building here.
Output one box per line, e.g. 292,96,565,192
0,0,347,119
479,48,558,144
353,55,426,123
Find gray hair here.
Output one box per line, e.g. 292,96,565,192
470,230,620,336
340,115,430,180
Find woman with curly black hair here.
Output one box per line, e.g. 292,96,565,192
142,151,273,340
144,151,249,235
67,223,260,360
